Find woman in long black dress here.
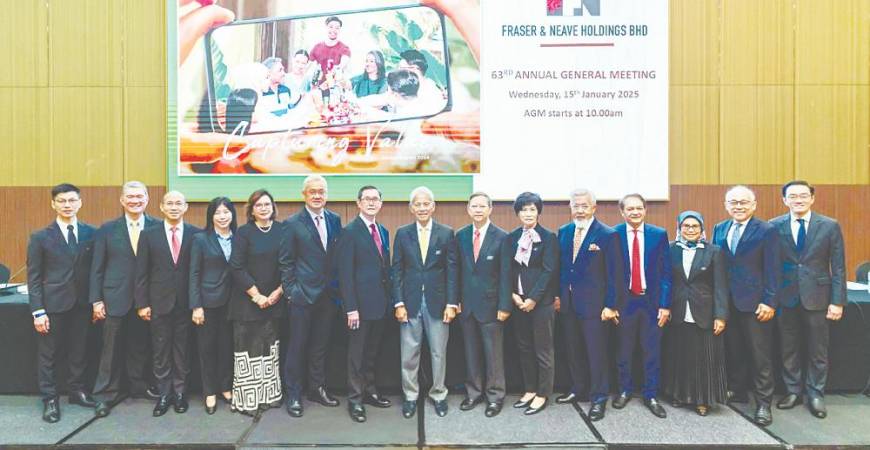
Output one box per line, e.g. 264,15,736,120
189,197,236,414
662,211,728,416
228,189,285,415
502,192,559,415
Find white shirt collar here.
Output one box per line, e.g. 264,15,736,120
417,220,433,234
359,214,377,230
574,217,594,229
473,220,490,236
125,214,143,229
56,217,78,233
164,220,184,233
626,222,644,233
306,206,325,221
791,211,811,223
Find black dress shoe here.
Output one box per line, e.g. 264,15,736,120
433,399,448,417
513,397,533,409
754,404,773,426
349,403,367,423
556,392,578,404
362,394,391,408
308,386,339,407
174,393,189,413
43,398,60,423
670,398,684,408
286,398,303,417
524,397,548,415
153,395,173,417
205,403,217,415
776,393,802,409
808,396,827,419
484,402,503,417
726,390,749,404
644,398,667,418
69,391,98,408
460,396,484,411
612,392,632,409
402,400,417,418
95,401,111,418
588,401,606,421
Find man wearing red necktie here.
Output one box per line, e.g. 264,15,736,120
337,185,393,423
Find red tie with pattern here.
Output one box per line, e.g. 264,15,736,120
630,228,642,295
369,223,383,258
473,229,481,262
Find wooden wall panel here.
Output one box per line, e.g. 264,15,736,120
669,86,720,183
0,0,49,87
722,0,794,85
670,0,720,86
0,88,51,184
48,0,123,87
124,0,166,87
125,87,167,184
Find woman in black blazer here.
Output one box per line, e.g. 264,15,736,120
189,197,237,414
662,211,729,416
502,192,559,415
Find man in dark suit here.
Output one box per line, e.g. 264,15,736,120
134,191,201,417
611,193,672,419
279,175,342,417
90,181,159,415
391,187,458,419
337,185,392,423
555,188,621,421
27,183,101,423
712,185,780,426
771,180,846,419
455,192,510,417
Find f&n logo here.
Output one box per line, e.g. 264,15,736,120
547,0,601,16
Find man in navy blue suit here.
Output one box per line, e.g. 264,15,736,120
712,185,779,426
555,188,622,421
611,193,671,419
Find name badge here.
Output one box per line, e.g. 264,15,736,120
486,255,494,261
435,249,442,255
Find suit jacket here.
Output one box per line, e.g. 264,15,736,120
770,212,846,310
189,231,233,310
89,215,159,316
27,221,96,314
134,222,201,315
455,223,510,323
391,220,458,318
337,216,391,321
501,224,559,307
712,217,780,313
558,218,623,319
613,222,672,310
279,208,342,307
669,242,729,329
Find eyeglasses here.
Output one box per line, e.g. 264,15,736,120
726,200,753,207
53,198,80,205
786,194,812,200
360,197,381,204
681,224,701,230
253,203,273,209
164,201,186,208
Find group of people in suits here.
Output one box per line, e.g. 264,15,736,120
27,179,845,428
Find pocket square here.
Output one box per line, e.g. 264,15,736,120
588,243,600,252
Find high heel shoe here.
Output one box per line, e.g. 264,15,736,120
524,397,548,415
695,405,709,416
513,396,534,409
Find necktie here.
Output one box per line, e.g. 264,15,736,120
130,221,140,255
572,225,585,262
729,223,742,254
314,216,328,251
170,226,180,264
66,225,78,252
369,223,383,258
796,218,806,252
419,227,429,262
473,229,481,262
630,229,642,295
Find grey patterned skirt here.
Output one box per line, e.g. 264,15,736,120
232,319,282,412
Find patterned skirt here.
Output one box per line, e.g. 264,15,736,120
662,320,727,406
232,319,282,412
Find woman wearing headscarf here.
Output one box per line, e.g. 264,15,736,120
501,192,559,415
662,211,729,416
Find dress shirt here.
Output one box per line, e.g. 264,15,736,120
217,232,232,261
472,220,491,249
626,223,646,291
726,218,750,251
56,218,78,244
681,248,696,323
164,220,185,249
306,207,328,250
790,211,812,245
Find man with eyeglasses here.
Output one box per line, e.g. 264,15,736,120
712,185,780,426
27,183,101,422
337,185,393,423
770,180,845,419
90,181,160,416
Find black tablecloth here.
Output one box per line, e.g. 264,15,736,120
2,290,869,395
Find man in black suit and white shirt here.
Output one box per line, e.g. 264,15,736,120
27,183,101,422
391,186,458,419
279,175,343,417
90,181,159,415
771,180,846,419
454,192,510,417
134,191,201,417
337,185,393,423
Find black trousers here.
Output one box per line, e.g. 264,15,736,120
779,306,829,398
36,307,90,400
512,302,555,397
725,309,774,406
557,308,587,396
151,305,191,396
196,304,233,396
93,309,153,403
562,299,610,403
460,315,505,404
283,300,336,399
346,318,384,404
